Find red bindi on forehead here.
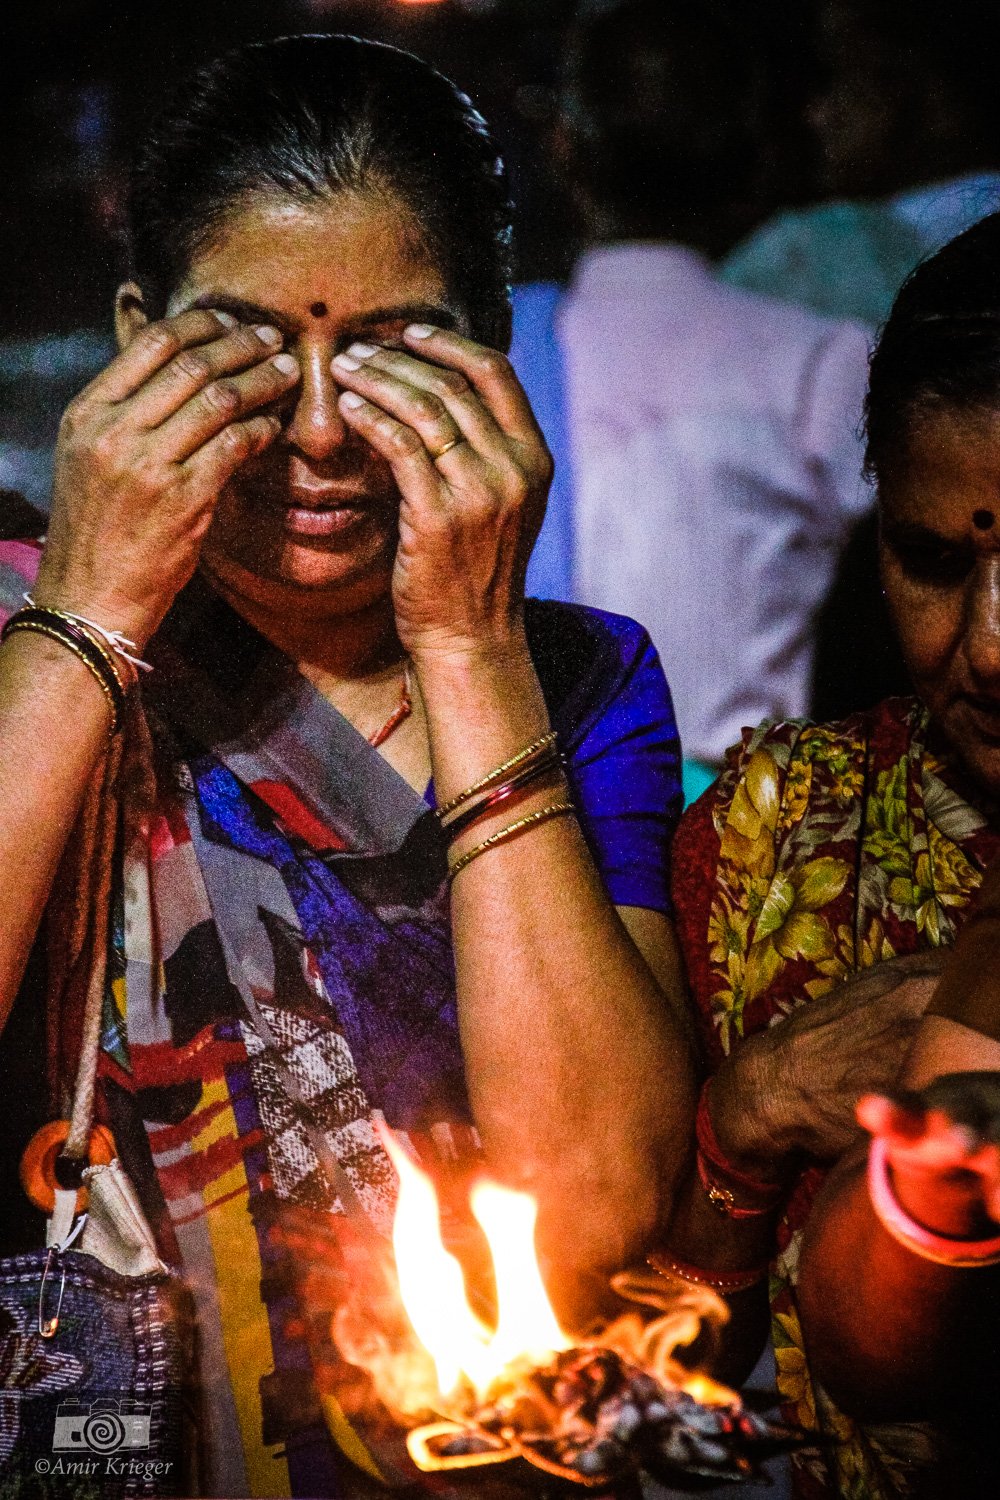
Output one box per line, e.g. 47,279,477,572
310,301,328,319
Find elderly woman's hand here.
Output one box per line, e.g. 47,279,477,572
859,1074,1000,1237
331,325,552,662
35,309,299,646
708,951,945,1184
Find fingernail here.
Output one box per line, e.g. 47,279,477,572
340,391,365,409
405,323,435,339
347,341,379,359
333,352,363,372
255,325,283,346
214,310,238,329
272,352,299,375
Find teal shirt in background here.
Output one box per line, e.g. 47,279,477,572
721,172,1000,324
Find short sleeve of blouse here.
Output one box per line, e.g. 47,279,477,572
526,600,682,915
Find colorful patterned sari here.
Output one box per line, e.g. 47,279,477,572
0,541,681,1498
672,696,1000,1500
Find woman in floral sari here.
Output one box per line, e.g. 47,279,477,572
666,212,1000,1499
0,36,694,1497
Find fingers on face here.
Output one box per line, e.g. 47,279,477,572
402,324,541,443
336,387,445,501
90,309,240,405
85,311,299,435
333,341,502,457
181,413,282,501
130,321,291,430
158,349,300,462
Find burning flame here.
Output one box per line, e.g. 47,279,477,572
332,1127,796,1488
378,1123,570,1401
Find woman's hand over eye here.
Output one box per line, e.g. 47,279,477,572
331,325,553,664
858,1074,1000,1238
35,309,300,646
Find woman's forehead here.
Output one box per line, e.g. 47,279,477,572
880,405,1000,529
167,190,454,331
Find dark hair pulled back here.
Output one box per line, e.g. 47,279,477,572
865,211,1000,482
128,33,513,349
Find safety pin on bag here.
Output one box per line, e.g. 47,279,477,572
38,1212,88,1339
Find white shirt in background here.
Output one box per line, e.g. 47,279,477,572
558,243,872,766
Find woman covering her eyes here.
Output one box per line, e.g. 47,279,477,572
0,35,695,1498
664,212,1000,1499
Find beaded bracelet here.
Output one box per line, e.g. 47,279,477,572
647,1250,769,1296
440,744,564,844
1,615,126,734
868,1136,1000,1267
435,730,559,820
447,800,576,883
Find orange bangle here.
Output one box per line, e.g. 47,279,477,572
20,1119,116,1215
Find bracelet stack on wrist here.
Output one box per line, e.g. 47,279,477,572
648,1249,769,1295
696,1079,785,1220
868,1136,1000,1268
1,598,152,738
435,730,574,882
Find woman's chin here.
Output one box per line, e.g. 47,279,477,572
202,534,395,613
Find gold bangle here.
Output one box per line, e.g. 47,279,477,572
3,619,120,734
26,604,133,691
435,731,558,819
447,799,576,882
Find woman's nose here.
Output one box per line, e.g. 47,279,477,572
283,343,349,459
964,556,1000,685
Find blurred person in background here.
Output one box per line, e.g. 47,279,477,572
666,214,1000,1499
721,0,1000,326
512,0,871,804
733,0,1000,726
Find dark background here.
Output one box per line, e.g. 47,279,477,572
0,0,819,341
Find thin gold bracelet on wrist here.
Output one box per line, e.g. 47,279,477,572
29,606,134,691
435,730,558,820
2,618,121,735
447,799,576,883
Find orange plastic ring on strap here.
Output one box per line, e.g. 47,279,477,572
19,1120,116,1215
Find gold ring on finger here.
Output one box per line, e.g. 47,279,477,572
430,435,463,462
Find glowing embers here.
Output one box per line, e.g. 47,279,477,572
334,1124,803,1489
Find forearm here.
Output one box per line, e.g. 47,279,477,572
417,632,696,1299
798,1147,1000,1421
0,631,113,1029
799,1019,1000,1421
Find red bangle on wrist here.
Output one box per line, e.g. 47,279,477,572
648,1249,769,1295
696,1079,785,1219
